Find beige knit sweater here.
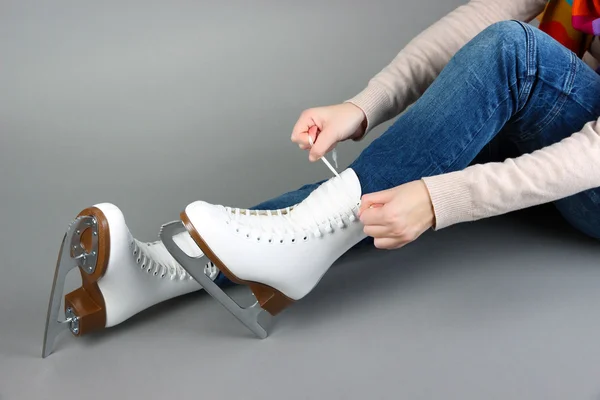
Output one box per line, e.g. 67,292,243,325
346,0,600,230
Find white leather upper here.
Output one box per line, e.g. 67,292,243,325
185,169,367,300
93,203,204,327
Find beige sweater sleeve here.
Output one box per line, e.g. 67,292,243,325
346,0,548,133
422,118,600,229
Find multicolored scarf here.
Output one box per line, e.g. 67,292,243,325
537,0,600,58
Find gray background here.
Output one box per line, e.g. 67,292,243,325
2,0,600,399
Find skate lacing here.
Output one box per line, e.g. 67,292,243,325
308,135,340,179
132,239,218,281
224,146,359,242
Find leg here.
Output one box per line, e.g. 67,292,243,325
183,20,600,316
348,21,600,194
500,51,600,239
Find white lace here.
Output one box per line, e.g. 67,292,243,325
309,135,340,178
131,240,218,281
223,146,359,243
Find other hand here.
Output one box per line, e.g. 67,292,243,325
358,180,435,249
291,103,367,162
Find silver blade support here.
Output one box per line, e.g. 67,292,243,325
159,220,271,339
42,216,97,358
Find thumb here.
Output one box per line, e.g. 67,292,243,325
359,189,394,215
307,125,319,145
308,128,337,162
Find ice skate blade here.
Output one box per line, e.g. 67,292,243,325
42,215,101,358
160,221,271,339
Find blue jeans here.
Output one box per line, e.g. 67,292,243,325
214,21,600,286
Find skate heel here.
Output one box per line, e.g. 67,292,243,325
64,286,105,335
248,282,294,316
43,207,110,357
62,207,110,335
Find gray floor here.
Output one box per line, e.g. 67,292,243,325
3,209,600,399
2,0,600,399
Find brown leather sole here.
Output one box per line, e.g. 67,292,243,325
63,207,109,335
181,211,295,316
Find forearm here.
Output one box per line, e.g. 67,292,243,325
347,0,547,135
422,118,600,230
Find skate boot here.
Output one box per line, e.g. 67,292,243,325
43,202,221,357
180,168,366,321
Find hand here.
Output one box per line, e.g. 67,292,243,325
358,180,435,249
291,103,367,162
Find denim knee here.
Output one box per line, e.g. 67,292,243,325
471,20,528,54
448,19,529,79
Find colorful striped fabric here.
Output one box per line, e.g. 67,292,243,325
538,0,600,57
572,0,600,35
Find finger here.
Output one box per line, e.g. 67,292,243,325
307,125,319,144
291,130,309,146
358,189,394,217
308,130,337,162
363,224,390,238
358,205,388,226
374,237,403,250
292,126,320,148
359,190,394,215
291,112,319,145
358,202,383,216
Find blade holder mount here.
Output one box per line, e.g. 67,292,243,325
42,216,98,358
159,220,272,339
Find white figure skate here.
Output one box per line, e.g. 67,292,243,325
42,203,220,358
160,168,366,339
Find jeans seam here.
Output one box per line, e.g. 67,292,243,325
516,51,579,142
513,20,535,112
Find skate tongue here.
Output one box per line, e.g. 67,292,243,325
333,168,361,200
290,168,361,227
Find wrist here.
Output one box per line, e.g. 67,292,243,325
417,180,435,229
345,103,367,141
345,83,394,137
